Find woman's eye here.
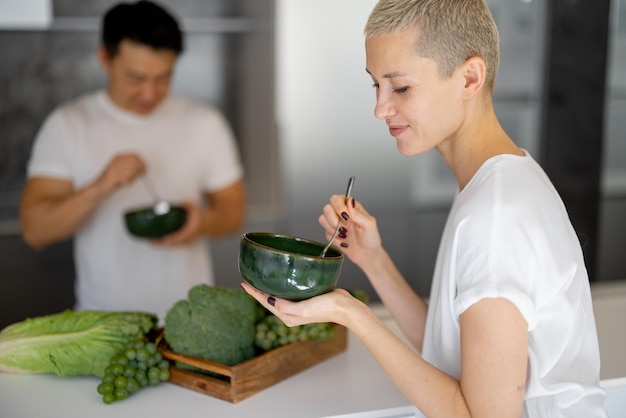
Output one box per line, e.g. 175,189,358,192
393,86,409,94
371,83,380,89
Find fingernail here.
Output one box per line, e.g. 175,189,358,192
338,232,347,239
339,226,347,233
341,212,349,221
340,242,349,248
351,198,355,208
268,296,276,306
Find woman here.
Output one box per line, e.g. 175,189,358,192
242,0,607,416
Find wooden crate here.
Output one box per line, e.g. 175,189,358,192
159,325,348,403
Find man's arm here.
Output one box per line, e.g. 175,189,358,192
20,154,146,250
203,178,247,237
20,177,103,250
155,178,246,245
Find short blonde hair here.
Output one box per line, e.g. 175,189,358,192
365,0,500,92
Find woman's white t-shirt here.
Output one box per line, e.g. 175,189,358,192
421,152,607,417
27,91,243,321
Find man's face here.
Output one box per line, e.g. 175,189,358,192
365,29,466,156
99,40,178,115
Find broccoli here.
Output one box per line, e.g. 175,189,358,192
163,285,260,367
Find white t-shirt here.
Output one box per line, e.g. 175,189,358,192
27,91,244,321
421,152,607,417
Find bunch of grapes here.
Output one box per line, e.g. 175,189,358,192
96,339,170,404
254,314,336,351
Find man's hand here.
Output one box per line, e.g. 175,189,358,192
94,153,146,196
152,201,203,246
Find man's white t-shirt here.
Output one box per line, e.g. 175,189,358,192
27,91,244,321
421,152,607,417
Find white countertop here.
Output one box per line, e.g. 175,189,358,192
2,305,624,418
0,308,412,418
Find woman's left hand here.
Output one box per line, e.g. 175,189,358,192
240,281,357,328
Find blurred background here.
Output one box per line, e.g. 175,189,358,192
0,0,624,330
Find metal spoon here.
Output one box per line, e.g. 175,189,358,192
142,175,170,215
320,176,355,257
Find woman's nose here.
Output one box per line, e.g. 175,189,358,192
374,93,396,120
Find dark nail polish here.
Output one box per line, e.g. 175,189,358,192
339,226,347,233
340,242,349,248
341,212,349,221
338,232,347,239
351,198,355,208
268,296,276,306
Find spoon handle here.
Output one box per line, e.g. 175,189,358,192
320,176,355,257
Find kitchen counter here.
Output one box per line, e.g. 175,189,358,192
0,308,412,418
2,305,625,418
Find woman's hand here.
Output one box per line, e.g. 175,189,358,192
240,281,359,328
318,195,383,268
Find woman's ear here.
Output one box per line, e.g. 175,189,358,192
461,56,487,98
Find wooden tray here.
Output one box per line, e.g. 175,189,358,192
158,325,348,403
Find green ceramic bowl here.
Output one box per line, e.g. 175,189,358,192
238,232,344,301
124,205,187,239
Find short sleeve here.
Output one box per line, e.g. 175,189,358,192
27,108,73,180
201,109,244,192
452,197,540,331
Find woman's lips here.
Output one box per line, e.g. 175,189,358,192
388,125,408,137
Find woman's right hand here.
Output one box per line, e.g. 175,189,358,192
318,195,383,268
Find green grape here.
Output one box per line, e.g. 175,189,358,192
145,342,157,354
97,382,114,395
125,348,137,361
147,367,160,381
126,377,140,393
114,375,128,389
102,373,116,384
136,348,150,362
102,393,115,404
123,365,136,378
114,388,128,400
109,363,124,376
96,337,171,404
254,314,337,351
158,369,170,381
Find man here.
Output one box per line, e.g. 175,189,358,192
20,0,246,321
242,0,607,416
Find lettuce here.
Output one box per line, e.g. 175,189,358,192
0,310,157,377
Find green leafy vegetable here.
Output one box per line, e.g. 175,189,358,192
164,285,260,367
0,310,157,377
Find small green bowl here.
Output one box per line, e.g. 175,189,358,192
238,232,344,301
124,205,187,239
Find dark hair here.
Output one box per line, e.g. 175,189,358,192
101,0,184,57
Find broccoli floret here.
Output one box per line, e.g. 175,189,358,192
163,285,260,367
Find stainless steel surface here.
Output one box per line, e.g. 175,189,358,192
320,176,355,257
142,176,170,215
